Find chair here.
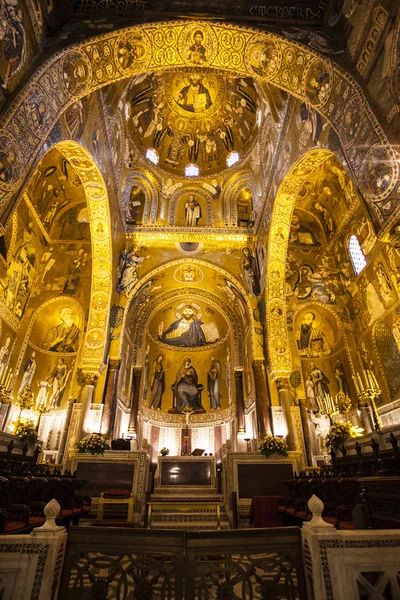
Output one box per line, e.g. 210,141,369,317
97,489,134,522
111,439,131,451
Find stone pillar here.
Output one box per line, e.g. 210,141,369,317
275,377,296,450
58,398,75,464
299,400,313,466
100,359,120,436
252,359,272,437
75,373,97,443
128,367,142,435
234,369,245,434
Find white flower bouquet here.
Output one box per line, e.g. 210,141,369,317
259,435,288,458
76,433,110,455
14,418,38,446
325,420,363,451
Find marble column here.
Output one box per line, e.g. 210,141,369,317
100,359,120,436
275,377,296,450
58,398,75,464
128,367,142,435
299,400,313,466
252,359,272,437
75,373,98,443
234,369,245,434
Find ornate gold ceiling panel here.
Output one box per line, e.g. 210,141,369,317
0,20,397,231
125,69,259,177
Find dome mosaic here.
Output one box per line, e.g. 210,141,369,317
126,69,260,177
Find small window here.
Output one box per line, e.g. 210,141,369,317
185,164,199,177
227,151,240,168
146,148,159,165
348,234,367,275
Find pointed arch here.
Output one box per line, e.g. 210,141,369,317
266,148,336,377
0,20,397,232
120,257,256,368
52,141,113,374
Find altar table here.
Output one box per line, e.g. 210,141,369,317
250,496,282,528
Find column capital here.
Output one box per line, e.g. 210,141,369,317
275,376,291,391
252,358,266,369
81,372,98,386
108,359,121,370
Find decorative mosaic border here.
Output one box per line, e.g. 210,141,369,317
0,543,49,600
319,538,400,600
0,21,397,231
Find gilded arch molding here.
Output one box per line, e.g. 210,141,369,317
54,142,113,374
130,286,244,368
267,148,334,377
0,21,397,231
121,171,159,226
118,257,255,365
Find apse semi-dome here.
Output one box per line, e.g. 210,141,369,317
126,69,260,177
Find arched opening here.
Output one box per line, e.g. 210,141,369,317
0,141,112,458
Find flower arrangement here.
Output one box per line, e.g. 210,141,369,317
325,420,364,451
16,387,34,413
76,433,110,455
159,447,170,457
14,419,38,446
259,435,288,458
335,392,352,415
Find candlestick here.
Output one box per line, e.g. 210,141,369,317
1,366,8,385
6,369,12,390
370,371,379,389
357,372,364,392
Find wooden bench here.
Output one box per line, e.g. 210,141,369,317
147,500,222,529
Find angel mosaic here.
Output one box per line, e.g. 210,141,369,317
116,244,150,297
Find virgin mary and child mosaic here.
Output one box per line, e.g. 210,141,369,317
158,302,219,347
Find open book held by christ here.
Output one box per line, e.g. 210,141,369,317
201,322,220,343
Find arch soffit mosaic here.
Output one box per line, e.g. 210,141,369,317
0,21,397,233
267,148,342,378
52,141,113,373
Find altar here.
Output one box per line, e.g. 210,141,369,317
155,455,216,491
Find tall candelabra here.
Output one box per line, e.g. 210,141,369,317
353,366,382,432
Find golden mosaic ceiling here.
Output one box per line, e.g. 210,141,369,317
126,69,260,177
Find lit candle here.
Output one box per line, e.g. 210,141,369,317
357,372,364,392
1,366,8,385
6,369,12,390
370,370,379,389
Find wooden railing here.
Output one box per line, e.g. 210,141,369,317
59,525,307,600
